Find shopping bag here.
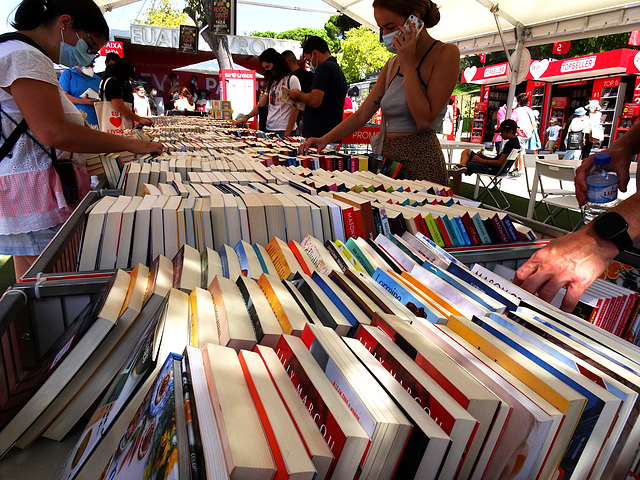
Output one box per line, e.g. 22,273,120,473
95,100,133,135
567,131,584,150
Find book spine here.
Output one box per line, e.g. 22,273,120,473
424,214,446,248
378,206,391,237
434,216,454,248
342,208,359,240
460,214,482,246
490,215,511,244
471,213,492,245
443,216,463,247
615,293,638,337
452,216,471,246
500,215,520,242
623,296,640,342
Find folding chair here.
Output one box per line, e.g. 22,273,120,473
535,159,582,231
523,153,575,220
472,148,522,209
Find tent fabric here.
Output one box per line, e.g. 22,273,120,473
321,0,640,55
173,59,264,78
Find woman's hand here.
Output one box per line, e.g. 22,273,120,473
393,22,419,71
137,117,153,127
233,117,247,127
299,136,328,155
127,139,163,155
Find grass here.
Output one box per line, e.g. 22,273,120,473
457,181,584,233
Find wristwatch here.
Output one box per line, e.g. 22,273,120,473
592,211,633,252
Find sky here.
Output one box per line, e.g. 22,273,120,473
0,0,335,36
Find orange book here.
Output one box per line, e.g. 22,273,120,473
397,271,462,317
266,237,301,281
238,350,316,480
257,273,294,335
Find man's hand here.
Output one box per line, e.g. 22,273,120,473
232,117,247,127
513,226,618,312
288,88,302,102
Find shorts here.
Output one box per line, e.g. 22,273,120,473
465,152,499,175
0,225,62,256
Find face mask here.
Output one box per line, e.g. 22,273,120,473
191,79,196,84
59,30,96,68
382,30,400,54
308,54,318,74
151,90,158,96
81,67,93,76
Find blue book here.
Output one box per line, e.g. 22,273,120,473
470,213,492,244
499,214,521,242
372,268,440,324
344,238,376,276
471,315,611,479
445,262,518,311
453,216,472,246
441,216,462,247
311,272,359,327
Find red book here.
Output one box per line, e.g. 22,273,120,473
272,335,370,480
412,213,430,237
489,215,511,244
287,240,313,276
460,213,482,246
615,292,638,337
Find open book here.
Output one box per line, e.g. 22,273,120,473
281,86,305,111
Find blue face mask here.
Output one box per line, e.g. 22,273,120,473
382,30,400,54
308,54,318,74
59,30,96,68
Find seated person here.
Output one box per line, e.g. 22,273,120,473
449,119,519,194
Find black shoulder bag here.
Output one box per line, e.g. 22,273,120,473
0,33,79,204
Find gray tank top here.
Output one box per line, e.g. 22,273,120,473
379,41,446,133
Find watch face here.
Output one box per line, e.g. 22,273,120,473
595,212,628,241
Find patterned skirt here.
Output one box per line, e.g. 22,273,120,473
381,130,447,186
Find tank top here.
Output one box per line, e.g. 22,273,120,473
379,40,446,133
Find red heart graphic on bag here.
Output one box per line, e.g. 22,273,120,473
109,116,122,128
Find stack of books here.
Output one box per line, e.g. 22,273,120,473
4,226,640,480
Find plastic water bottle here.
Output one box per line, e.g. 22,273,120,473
583,153,619,223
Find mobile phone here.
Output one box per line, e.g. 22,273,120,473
404,14,424,36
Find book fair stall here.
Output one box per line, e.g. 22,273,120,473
3,0,640,479
3,115,640,480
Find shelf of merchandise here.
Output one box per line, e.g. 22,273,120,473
598,84,627,149
471,102,487,143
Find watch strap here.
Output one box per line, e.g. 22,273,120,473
594,212,633,252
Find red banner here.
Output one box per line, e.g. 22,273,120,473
629,30,640,46
478,53,486,64
342,126,381,145
553,41,571,55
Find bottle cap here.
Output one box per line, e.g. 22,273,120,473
593,153,611,165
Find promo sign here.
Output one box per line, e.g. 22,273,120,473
179,25,198,54
220,69,256,125
211,0,236,35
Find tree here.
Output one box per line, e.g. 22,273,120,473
183,0,233,70
140,0,193,28
338,26,391,83
324,14,361,41
251,28,339,54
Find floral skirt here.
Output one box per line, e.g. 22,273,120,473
381,130,447,186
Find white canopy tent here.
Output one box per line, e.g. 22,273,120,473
173,59,264,78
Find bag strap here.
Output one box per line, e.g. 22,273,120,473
0,33,50,162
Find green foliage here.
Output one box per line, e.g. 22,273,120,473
140,0,193,28
338,26,392,83
250,28,339,54
184,0,204,26
325,14,361,40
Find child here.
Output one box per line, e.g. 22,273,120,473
545,117,561,152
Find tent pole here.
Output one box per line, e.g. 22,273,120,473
505,26,524,120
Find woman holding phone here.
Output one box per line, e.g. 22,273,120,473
299,0,459,184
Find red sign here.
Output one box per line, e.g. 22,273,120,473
592,76,621,101
478,53,486,64
551,97,567,108
475,101,488,112
634,77,640,104
99,41,123,58
628,51,640,74
629,30,640,47
622,103,640,117
553,41,571,55
342,126,381,144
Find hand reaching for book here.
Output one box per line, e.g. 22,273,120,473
513,225,618,312
299,136,327,155
128,139,163,156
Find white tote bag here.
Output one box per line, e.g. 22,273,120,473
95,77,133,134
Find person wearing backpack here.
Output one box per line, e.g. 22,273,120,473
0,0,162,279
564,107,590,160
234,48,301,138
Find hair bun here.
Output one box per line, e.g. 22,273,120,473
423,1,440,29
